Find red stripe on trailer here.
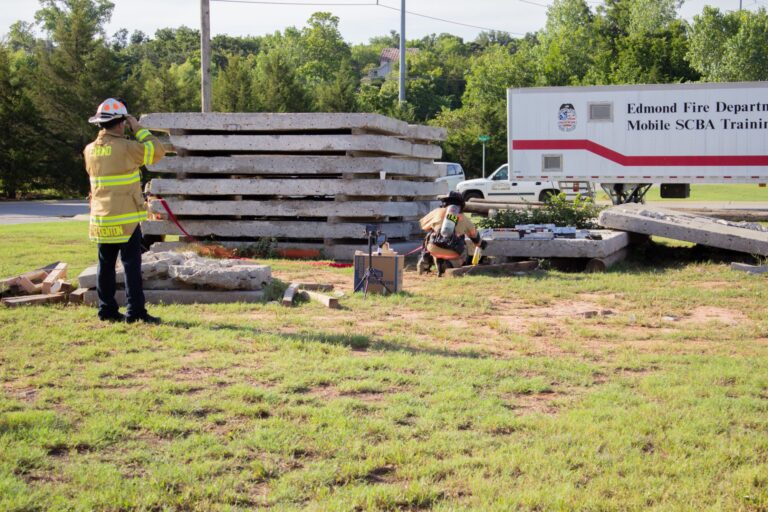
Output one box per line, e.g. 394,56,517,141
512,139,768,166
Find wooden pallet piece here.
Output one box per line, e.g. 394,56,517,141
148,178,443,197
140,112,446,141
41,263,68,294
445,260,539,278
300,289,340,309
282,283,301,307
296,283,334,292
149,155,443,178
69,288,89,304
16,276,42,294
2,292,66,307
0,269,49,289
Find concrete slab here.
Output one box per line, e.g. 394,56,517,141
142,220,419,239
170,134,442,160
598,204,768,256
483,230,629,259
149,240,423,261
149,155,443,178
83,289,265,306
148,178,446,197
147,199,435,218
140,112,446,141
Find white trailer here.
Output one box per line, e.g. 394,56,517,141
508,82,768,203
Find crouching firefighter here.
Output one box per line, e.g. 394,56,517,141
417,191,483,276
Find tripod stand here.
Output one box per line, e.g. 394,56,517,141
354,228,392,297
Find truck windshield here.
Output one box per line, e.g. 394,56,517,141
491,166,508,181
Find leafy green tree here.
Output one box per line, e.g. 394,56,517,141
32,0,126,195
314,59,358,112
0,45,45,198
434,44,536,176
213,54,257,112
688,7,768,81
535,0,598,85
299,12,351,85
138,58,199,113
254,49,310,112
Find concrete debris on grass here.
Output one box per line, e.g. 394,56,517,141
76,251,272,306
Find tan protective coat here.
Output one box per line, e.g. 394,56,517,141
84,128,166,243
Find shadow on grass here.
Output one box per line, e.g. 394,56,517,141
165,319,487,359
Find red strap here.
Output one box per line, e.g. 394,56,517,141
158,197,199,243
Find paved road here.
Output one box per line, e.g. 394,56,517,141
0,200,89,224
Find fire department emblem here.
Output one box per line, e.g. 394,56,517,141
558,103,576,132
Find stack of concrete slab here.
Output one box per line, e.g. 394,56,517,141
599,203,768,256
76,251,272,305
139,113,447,259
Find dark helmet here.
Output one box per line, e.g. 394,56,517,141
440,191,465,209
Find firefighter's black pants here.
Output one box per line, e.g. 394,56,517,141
97,227,146,320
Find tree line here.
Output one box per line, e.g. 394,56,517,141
1,0,767,198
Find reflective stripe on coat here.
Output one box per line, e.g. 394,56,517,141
84,128,166,243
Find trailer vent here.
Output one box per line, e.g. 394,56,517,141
589,102,613,121
542,154,563,173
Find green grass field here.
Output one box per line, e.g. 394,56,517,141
2,222,768,511
595,183,768,202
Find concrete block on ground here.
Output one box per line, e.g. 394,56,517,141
170,135,442,159
599,204,768,256
168,263,271,291
149,155,443,178
140,112,446,141
147,199,434,219
82,288,265,306
148,178,446,198
78,252,272,290
483,230,629,259
142,220,420,239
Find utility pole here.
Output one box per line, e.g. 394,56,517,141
200,0,212,113
399,0,406,103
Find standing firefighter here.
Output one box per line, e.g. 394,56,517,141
418,191,483,276
85,98,166,323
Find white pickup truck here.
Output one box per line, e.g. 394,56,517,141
456,164,592,202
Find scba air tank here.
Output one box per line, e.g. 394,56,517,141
439,205,461,238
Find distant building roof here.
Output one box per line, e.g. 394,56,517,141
379,47,420,62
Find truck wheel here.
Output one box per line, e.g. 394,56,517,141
538,190,557,202
463,191,483,202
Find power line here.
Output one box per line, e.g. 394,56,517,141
211,0,523,35
212,0,376,6
376,2,521,34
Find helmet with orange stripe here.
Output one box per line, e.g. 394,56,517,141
88,98,129,125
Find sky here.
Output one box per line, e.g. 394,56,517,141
1,0,762,45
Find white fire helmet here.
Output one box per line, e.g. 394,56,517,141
88,98,129,125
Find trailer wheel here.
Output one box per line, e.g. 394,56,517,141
462,191,483,202
538,190,558,202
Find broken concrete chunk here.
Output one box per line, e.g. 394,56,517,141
168,263,271,290
78,251,272,290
